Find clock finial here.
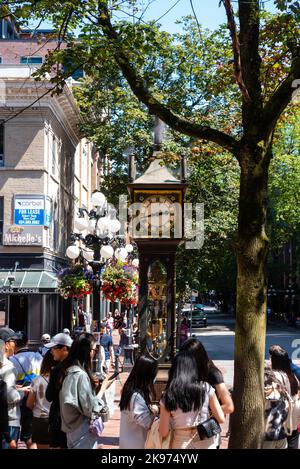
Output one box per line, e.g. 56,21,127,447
153,116,165,152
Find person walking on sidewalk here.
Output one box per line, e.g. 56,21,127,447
100,323,116,416
38,334,51,357
45,333,73,449
26,350,56,449
159,351,225,449
58,333,111,449
180,338,234,448
119,356,158,449
180,338,234,415
269,345,300,449
9,331,42,450
0,329,23,449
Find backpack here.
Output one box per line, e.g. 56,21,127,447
273,370,299,435
13,355,37,386
265,388,289,441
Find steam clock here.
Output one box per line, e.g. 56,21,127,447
128,119,187,366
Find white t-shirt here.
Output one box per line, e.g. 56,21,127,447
30,375,51,418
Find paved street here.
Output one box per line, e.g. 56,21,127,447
193,312,300,362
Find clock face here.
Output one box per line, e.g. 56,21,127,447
131,191,182,239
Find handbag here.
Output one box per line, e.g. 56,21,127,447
99,405,109,423
144,418,173,449
197,417,221,440
89,415,104,437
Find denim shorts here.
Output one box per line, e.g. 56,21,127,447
1,426,20,449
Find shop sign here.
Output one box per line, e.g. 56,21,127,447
0,287,39,294
3,225,43,246
14,195,52,226
14,196,45,225
0,287,57,294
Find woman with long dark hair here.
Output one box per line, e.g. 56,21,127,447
269,344,300,449
59,333,111,449
119,355,158,448
159,351,224,449
180,338,233,447
26,350,56,449
180,338,234,414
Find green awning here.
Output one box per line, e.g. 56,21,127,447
0,270,58,294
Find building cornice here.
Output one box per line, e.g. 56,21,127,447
0,77,83,146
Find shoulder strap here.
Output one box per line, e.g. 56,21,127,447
12,356,27,374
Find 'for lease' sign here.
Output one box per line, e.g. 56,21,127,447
14,196,44,226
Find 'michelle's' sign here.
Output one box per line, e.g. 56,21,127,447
3,225,43,246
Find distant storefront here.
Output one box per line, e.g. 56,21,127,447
0,253,71,345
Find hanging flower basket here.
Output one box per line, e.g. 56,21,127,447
58,265,95,299
101,261,139,306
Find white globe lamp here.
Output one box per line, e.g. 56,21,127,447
115,247,127,261
66,245,80,259
100,245,114,259
98,216,110,231
87,219,96,234
91,191,106,207
82,249,94,262
74,217,89,232
109,219,121,233
125,243,134,253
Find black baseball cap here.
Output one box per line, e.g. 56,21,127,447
0,327,21,343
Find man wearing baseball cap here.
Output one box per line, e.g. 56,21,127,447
45,333,73,448
37,333,51,357
0,327,20,358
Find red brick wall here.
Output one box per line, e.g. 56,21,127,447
0,40,64,64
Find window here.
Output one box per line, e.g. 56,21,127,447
0,197,3,245
20,56,43,65
0,122,3,167
51,135,57,175
82,145,87,186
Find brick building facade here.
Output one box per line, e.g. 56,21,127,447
0,19,98,343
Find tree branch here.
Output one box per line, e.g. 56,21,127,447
263,47,300,136
96,2,238,154
238,0,263,131
222,0,251,104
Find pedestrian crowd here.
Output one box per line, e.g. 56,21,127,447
0,317,299,449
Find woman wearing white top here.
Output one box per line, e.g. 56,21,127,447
159,352,225,449
119,356,158,449
26,350,56,449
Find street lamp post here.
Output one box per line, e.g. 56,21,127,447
267,285,277,321
66,191,132,325
285,284,295,325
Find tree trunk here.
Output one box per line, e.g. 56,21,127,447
228,145,270,448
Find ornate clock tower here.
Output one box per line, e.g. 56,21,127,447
128,118,187,366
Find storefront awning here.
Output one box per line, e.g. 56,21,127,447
0,270,58,294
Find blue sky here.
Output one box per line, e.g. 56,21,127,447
121,0,277,33
29,1,278,34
